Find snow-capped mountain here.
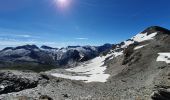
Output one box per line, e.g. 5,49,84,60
0,43,112,71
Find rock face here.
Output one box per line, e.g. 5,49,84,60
0,70,39,95
0,26,170,100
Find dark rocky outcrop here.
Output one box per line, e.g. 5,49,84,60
0,71,39,95
151,88,170,100
39,95,53,100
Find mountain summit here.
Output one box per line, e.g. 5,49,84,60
142,26,170,35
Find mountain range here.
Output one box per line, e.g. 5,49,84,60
0,43,112,72
0,26,170,100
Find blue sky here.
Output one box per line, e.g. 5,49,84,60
0,0,169,49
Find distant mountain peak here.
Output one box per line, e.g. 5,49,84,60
67,46,81,48
41,45,58,50
2,47,14,51
1,45,39,51
15,44,39,50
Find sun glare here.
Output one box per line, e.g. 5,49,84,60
55,0,71,9
58,0,67,4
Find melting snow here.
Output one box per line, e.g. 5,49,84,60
52,54,112,83
134,44,148,50
51,50,123,83
157,53,170,63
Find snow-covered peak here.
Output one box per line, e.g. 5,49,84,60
121,32,157,48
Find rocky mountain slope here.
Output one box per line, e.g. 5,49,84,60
0,44,112,72
0,26,170,100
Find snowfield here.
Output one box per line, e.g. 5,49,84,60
51,51,123,83
52,54,111,83
157,53,170,64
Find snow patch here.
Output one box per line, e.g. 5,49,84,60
112,51,123,57
157,53,170,63
121,32,157,48
133,32,157,42
121,40,134,48
134,44,148,50
0,85,5,89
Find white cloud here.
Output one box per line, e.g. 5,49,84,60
75,38,88,40
0,32,41,39
15,34,31,38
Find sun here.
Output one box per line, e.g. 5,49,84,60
57,0,67,4
55,0,70,8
